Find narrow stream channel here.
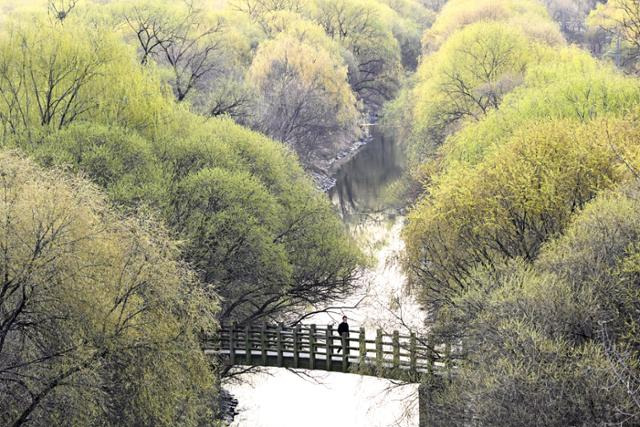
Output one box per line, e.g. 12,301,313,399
227,127,424,427
329,127,405,220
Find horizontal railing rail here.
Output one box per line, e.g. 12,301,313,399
203,323,457,381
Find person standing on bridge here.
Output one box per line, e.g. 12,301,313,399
336,316,350,354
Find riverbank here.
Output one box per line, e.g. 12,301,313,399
309,125,374,192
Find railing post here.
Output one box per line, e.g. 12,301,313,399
445,342,452,381
214,327,220,351
230,322,237,366
309,324,316,370
428,342,434,377
392,330,400,369
326,325,333,371
341,331,348,372
245,325,251,365
359,327,366,368
293,324,300,368
376,329,383,373
410,332,417,374
261,325,267,366
277,325,283,367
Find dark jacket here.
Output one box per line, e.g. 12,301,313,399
337,321,349,336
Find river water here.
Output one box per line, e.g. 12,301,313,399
328,127,405,219
227,127,424,427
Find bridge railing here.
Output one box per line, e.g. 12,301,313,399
203,323,455,380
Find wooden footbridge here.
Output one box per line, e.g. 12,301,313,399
202,323,454,382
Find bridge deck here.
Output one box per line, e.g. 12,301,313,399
203,324,454,381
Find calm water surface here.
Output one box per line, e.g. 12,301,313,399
329,127,405,218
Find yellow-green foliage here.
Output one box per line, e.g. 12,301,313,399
425,261,628,425
404,118,639,304
587,0,626,30
441,48,640,167
245,12,362,152
379,0,435,26
28,123,167,206
537,186,640,357
392,0,582,170
0,12,362,327
0,17,171,140
154,115,362,322
399,0,640,170
414,21,532,122
403,1,640,422
424,187,640,425
408,21,534,165
249,31,358,120
310,0,404,104
0,4,364,424
422,0,563,53
0,152,217,426
0,0,438,161
588,0,640,73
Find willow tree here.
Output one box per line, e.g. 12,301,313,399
0,152,217,427
440,48,640,166
420,185,640,426
541,0,602,43
421,0,563,53
377,0,435,69
383,0,574,170
403,2,640,421
0,21,110,136
404,119,636,311
310,0,403,108
407,22,533,166
229,0,306,22
0,16,171,140
158,115,362,325
0,0,363,333
119,1,228,102
588,0,640,72
248,25,359,162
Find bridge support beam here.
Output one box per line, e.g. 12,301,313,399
230,322,237,366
